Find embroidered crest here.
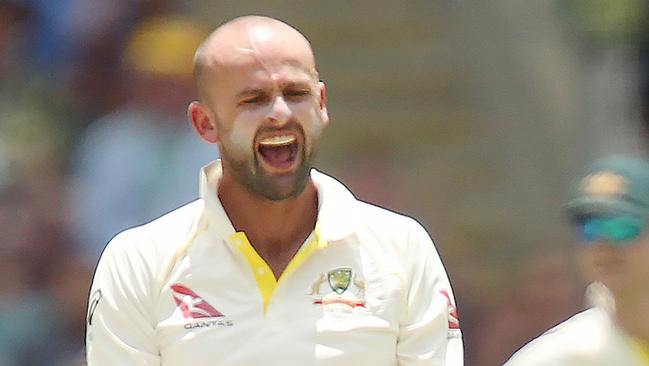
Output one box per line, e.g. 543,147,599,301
328,267,352,295
309,267,366,309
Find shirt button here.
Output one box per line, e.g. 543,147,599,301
257,267,266,275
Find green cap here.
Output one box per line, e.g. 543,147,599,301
566,155,649,221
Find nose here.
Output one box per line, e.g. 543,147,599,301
266,96,291,125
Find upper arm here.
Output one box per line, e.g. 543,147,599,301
396,221,463,366
85,232,161,365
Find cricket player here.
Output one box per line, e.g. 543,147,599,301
85,15,463,365
504,155,649,366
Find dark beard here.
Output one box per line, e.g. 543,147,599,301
222,143,313,201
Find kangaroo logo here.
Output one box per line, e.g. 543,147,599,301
170,284,224,319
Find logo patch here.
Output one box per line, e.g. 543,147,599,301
87,289,102,326
170,284,224,319
310,267,366,310
170,284,234,330
440,289,462,338
328,267,352,294
581,171,627,198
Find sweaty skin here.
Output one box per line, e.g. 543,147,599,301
192,17,327,200
188,16,329,275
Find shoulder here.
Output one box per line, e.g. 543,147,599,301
505,308,611,365
353,199,431,250
312,169,429,243
97,200,204,278
312,169,438,277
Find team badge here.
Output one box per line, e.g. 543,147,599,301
328,267,352,294
309,267,366,309
581,171,627,198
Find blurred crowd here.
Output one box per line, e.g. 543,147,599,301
0,1,216,364
0,0,648,365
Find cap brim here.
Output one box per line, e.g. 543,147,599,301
565,197,648,220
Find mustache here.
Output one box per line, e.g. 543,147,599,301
254,122,304,139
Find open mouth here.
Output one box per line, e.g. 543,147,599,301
256,134,299,172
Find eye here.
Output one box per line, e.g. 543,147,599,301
283,89,311,100
239,95,269,106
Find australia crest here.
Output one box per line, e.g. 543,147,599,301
309,267,366,309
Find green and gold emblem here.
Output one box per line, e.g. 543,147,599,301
581,171,627,198
327,267,352,295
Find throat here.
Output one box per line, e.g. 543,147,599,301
251,237,308,278
219,178,319,277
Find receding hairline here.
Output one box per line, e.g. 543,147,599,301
192,16,317,99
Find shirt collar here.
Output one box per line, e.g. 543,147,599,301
310,168,358,242
198,159,358,242
198,160,237,239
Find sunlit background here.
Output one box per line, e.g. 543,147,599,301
1,0,648,365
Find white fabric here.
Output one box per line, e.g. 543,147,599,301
504,306,645,365
86,160,463,365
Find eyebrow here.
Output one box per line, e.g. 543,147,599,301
235,87,268,99
282,81,313,90
234,81,313,99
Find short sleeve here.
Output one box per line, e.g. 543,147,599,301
86,231,161,365
396,221,463,365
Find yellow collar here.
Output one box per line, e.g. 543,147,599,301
628,336,649,365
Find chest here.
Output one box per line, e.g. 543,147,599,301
154,240,405,366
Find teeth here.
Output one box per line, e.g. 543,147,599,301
258,135,296,147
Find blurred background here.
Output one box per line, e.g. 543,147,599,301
1,0,648,365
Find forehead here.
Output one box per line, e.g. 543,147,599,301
199,22,317,92
206,48,317,95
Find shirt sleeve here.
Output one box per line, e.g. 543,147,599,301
86,231,161,365
397,221,464,366
502,327,578,366
503,344,565,366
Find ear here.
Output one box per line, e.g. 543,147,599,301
188,101,219,143
317,81,329,126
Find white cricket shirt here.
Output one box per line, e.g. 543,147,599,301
86,160,463,365
504,285,649,366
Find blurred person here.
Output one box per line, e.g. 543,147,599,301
86,15,463,365
0,0,32,81
42,256,95,366
0,183,69,365
63,0,175,120
505,155,649,365
638,12,649,149
26,0,168,71
66,15,216,260
472,252,581,366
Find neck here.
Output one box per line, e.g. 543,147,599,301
217,172,318,276
615,291,649,343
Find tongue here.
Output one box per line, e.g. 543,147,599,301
259,145,293,166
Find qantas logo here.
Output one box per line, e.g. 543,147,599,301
170,284,224,319
440,289,462,338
